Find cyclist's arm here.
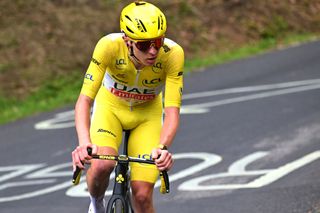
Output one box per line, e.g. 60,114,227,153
75,36,112,146
75,94,93,147
153,44,184,170
72,36,112,170
80,36,111,100
163,45,184,108
160,107,180,148
161,43,184,148
151,107,178,171
72,94,97,170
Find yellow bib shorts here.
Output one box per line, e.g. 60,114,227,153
90,89,162,183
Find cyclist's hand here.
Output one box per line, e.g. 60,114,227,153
72,144,98,171
152,148,173,171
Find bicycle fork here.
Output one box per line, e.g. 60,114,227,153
106,159,131,212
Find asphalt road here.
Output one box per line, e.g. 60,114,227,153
1,40,320,213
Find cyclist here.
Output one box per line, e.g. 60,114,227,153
71,1,184,213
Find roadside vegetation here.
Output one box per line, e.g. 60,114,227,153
0,0,319,124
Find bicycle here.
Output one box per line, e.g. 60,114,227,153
72,130,170,213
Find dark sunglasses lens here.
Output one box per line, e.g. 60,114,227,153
154,38,163,49
135,38,164,51
136,41,151,51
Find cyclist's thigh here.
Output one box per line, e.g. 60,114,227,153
128,114,161,183
90,103,123,152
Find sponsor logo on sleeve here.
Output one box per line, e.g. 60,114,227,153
85,73,94,81
162,45,171,53
91,58,101,66
115,58,127,69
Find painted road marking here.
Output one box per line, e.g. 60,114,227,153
0,151,319,201
185,83,320,109
34,79,320,130
178,151,320,191
182,79,320,100
66,152,222,197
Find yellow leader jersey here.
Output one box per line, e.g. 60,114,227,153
80,33,184,108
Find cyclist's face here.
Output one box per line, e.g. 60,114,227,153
133,42,160,66
123,35,162,66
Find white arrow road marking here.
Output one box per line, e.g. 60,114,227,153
178,150,320,191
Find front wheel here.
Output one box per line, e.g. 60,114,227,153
112,199,124,213
107,198,128,213
126,193,134,213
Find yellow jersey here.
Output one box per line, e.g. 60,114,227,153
80,33,184,108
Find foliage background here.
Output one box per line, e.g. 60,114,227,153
0,0,319,122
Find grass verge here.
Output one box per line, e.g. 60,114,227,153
185,33,318,72
0,72,82,125
0,33,318,125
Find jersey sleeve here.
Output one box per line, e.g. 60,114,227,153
80,36,113,99
164,45,184,108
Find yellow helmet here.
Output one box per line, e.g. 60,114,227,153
120,1,167,40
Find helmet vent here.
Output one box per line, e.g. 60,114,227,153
158,15,164,30
135,1,146,6
125,15,132,22
138,20,147,32
126,26,134,34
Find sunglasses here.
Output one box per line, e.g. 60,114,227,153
133,37,164,52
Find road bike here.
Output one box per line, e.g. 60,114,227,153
72,130,170,213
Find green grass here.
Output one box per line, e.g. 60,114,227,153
185,33,318,72
0,33,318,125
0,72,83,125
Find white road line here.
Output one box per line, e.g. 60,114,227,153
228,152,270,173
248,150,320,188
183,78,320,100
0,180,56,191
185,83,320,109
178,150,320,191
34,79,320,129
0,164,45,183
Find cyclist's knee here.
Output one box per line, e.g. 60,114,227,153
90,160,115,177
89,146,117,177
131,181,154,205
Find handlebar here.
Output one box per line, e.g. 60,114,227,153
72,148,170,194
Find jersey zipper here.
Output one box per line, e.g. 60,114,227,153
130,69,141,111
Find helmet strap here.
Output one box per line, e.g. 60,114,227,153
129,42,144,68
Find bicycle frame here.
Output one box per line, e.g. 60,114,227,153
105,130,133,212
72,130,169,213
106,157,131,212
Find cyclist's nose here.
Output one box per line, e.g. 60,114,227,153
148,46,159,55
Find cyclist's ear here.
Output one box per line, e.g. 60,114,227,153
122,33,128,40
122,33,130,46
